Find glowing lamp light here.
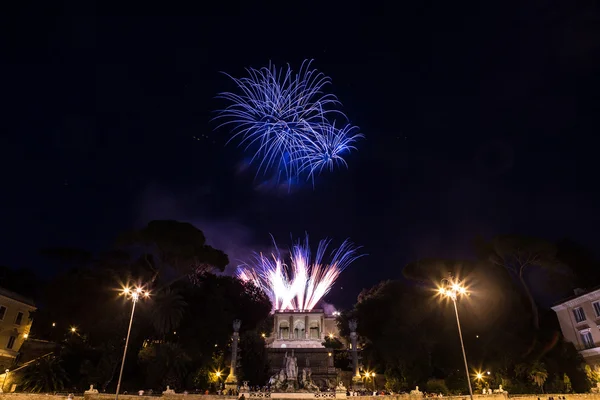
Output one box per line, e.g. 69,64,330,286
70,327,76,333
261,333,266,338
122,286,150,301
438,279,468,301
328,333,334,339
116,282,150,400
216,371,222,378
23,333,28,339
328,352,332,357
476,373,483,380
437,276,474,400
52,322,56,327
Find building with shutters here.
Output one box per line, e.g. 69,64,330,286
552,287,600,366
0,287,36,371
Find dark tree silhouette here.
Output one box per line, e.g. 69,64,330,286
473,235,563,330
118,220,229,284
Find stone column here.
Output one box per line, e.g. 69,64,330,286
225,319,241,392
321,315,325,340
289,315,294,339
349,320,364,389
305,315,309,339
274,314,279,339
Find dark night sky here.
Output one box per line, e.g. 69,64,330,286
2,3,600,308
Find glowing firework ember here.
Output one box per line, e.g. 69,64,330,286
237,235,361,311
215,60,363,184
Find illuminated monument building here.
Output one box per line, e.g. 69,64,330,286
236,234,362,387
266,308,340,387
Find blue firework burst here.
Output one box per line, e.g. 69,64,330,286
215,59,362,184
295,122,364,180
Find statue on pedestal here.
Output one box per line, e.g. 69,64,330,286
84,385,99,394
284,350,298,381
269,369,286,391
300,367,319,392
410,386,423,396
163,386,176,395
493,385,507,394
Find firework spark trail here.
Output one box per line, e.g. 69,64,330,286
294,122,364,181
215,60,363,184
237,235,362,311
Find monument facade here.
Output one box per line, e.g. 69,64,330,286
265,309,340,389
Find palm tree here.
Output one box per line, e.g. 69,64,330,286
19,355,69,392
529,362,548,393
151,287,187,337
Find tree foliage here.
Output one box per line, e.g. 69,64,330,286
27,220,273,391
18,356,69,392
138,342,192,390
346,252,591,395
473,235,565,329
151,287,188,337
117,220,229,283
239,330,271,386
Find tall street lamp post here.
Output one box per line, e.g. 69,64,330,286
115,286,150,400
438,277,473,400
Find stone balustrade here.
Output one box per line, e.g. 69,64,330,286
0,392,598,400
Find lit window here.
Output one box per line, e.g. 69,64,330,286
573,307,586,323
0,306,6,321
6,336,15,350
593,302,600,318
582,331,595,349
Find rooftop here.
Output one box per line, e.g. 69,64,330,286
552,285,600,311
0,286,36,307
274,309,325,314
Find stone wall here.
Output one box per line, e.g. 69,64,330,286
0,395,81,400
0,394,235,400
510,395,600,400
90,395,237,400
1,393,599,400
